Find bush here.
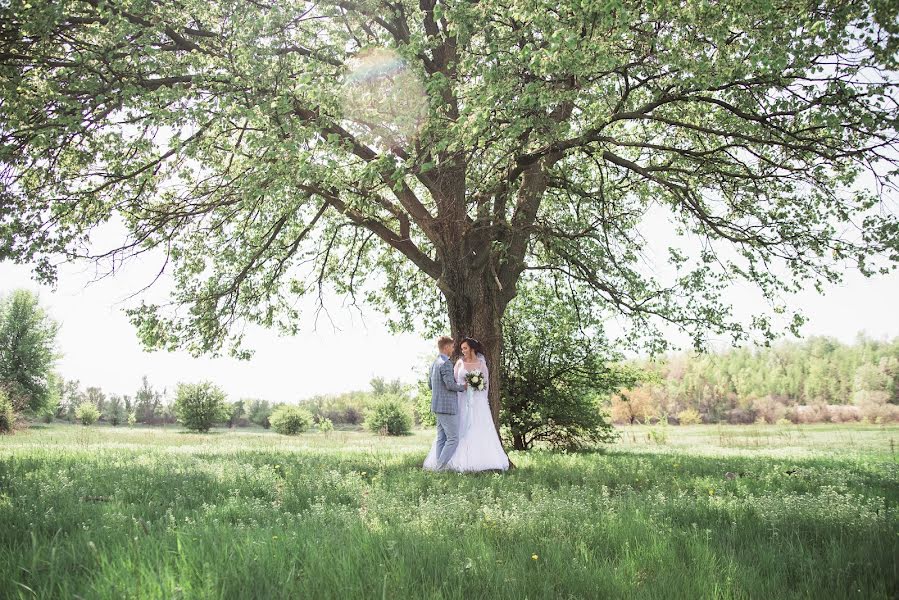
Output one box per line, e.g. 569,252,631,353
677,408,702,425
413,380,436,427
317,417,334,434
127,411,137,427
0,389,15,434
74,401,100,425
501,282,643,450
270,405,313,435
776,417,792,426
751,395,787,424
364,395,412,436
173,382,228,432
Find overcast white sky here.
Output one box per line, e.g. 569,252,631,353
1,205,898,403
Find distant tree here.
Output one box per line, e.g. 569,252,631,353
105,394,126,426
41,372,63,423
226,399,247,428
59,379,82,421
173,382,228,432
84,387,106,416
610,388,658,426
370,377,406,396
245,398,273,429
0,290,59,414
134,376,163,423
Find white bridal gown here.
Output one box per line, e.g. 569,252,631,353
423,355,510,472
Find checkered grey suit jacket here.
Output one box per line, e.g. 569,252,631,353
429,354,465,414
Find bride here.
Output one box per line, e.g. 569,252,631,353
423,337,510,472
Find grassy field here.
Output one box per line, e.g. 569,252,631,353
0,423,896,599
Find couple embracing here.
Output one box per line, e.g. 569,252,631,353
423,336,510,472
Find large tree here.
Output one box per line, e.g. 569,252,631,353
1,0,898,429
0,289,59,413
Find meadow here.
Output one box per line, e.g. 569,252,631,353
0,423,896,599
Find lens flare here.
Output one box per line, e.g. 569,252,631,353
340,47,429,150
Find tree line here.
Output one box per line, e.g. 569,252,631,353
612,335,899,425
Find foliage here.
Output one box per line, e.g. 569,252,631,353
501,281,642,450
676,409,702,426
2,1,897,441
609,388,659,425
0,424,896,598
245,398,273,429
135,376,167,424
0,290,59,414
413,380,437,427
316,417,334,434
127,411,137,427
0,388,14,433
619,335,899,423
226,399,248,427
364,395,412,436
74,401,99,426
270,405,313,435
173,382,228,433
369,378,407,396
301,390,378,425
105,394,126,426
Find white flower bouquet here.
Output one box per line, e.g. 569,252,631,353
465,370,485,391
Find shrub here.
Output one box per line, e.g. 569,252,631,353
317,417,334,434
0,389,15,434
677,408,702,425
173,382,228,432
413,380,436,427
751,395,787,424
828,404,861,423
74,401,100,425
270,405,313,435
127,411,137,427
364,395,412,436
776,417,792,426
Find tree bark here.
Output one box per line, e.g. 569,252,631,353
440,239,511,437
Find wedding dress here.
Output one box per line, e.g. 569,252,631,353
423,353,510,472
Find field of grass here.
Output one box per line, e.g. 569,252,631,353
1,423,896,599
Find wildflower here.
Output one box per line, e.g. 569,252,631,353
532,554,539,561
709,489,715,496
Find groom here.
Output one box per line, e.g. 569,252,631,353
429,336,467,470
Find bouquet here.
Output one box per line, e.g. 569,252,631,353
465,370,486,391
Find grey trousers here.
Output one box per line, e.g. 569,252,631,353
434,411,460,469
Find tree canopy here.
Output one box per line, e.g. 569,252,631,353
2,0,898,425
0,289,59,413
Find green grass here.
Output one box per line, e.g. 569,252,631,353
1,423,896,599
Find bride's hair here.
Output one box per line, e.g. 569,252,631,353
458,337,486,362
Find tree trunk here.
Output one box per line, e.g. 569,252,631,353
440,241,512,437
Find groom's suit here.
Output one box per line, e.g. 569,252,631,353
429,353,466,469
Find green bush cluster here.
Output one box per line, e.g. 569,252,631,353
270,405,313,435
174,382,228,432
316,417,334,434
74,401,100,425
364,395,412,436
